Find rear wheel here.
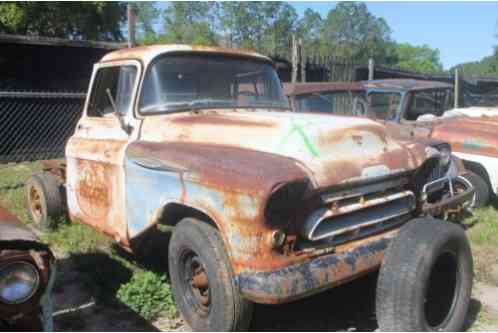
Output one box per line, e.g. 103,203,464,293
376,218,473,331
26,173,64,231
168,218,253,331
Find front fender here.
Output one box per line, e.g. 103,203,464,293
124,141,310,274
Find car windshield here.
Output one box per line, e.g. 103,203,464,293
139,54,289,113
404,88,454,121
294,91,368,116
367,92,402,120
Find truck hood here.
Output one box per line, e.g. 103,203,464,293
142,110,434,188
431,115,498,158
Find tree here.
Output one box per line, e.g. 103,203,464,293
320,2,393,61
0,2,126,41
393,43,444,73
161,2,218,46
297,9,322,56
132,2,160,44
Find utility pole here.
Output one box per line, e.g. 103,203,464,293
299,38,306,83
368,58,375,81
454,68,460,109
127,4,136,48
291,35,298,83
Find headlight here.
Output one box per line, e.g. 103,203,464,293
0,262,39,304
436,143,452,168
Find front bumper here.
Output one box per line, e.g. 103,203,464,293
421,175,475,216
236,230,396,304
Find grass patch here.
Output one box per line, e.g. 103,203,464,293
466,207,498,284
0,161,42,222
40,221,111,255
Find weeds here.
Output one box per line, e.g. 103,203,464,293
117,270,176,320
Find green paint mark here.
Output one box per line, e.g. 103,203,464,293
278,119,320,157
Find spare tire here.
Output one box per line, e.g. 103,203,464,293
376,218,473,331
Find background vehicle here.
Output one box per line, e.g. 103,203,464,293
26,46,473,331
364,79,498,207
0,206,55,331
286,80,490,207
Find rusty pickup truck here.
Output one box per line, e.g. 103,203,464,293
0,207,55,331
26,46,473,331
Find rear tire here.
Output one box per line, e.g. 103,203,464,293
462,171,490,208
168,218,253,331
376,218,473,331
26,173,64,231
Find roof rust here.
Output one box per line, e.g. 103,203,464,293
283,82,365,96
362,79,452,91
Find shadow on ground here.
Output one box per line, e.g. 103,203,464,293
52,252,161,332
251,273,379,331
50,230,484,332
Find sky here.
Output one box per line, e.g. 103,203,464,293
290,1,498,69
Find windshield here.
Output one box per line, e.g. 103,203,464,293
139,54,289,113
404,88,454,120
367,92,402,120
294,91,368,116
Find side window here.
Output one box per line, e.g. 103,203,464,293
87,66,137,117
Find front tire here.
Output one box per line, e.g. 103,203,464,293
376,218,473,331
168,218,253,331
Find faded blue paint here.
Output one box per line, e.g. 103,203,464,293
124,157,226,238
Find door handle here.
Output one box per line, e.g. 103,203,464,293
78,124,89,130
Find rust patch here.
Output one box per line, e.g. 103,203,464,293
75,159,112,220
127,141,308,194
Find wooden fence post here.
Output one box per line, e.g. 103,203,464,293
299,38,306,82
454,68,460,109
291,35,298,83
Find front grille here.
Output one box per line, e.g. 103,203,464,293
300,176,416,248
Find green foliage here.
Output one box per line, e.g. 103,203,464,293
132,2,160,44
117,270,176,320
0,2,126,41
158,2,218,46
452,50,498,77
392,42,444,74
320,2,393,62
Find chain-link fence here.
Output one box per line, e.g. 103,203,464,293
0,90,85,164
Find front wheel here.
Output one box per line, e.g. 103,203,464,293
168,218,253,331
376,218,473,331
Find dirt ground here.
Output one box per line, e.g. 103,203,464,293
50,252,498,332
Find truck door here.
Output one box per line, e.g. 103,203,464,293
65,61,141,245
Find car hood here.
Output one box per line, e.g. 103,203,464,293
0,207,38,243
142,110,434,188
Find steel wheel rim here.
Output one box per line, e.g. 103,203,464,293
179,249,211,317
29,186,43,223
